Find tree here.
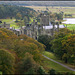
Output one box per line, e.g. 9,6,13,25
24,16,28,25
25,68,36,74
0,49,15,74
18,52,39,74
15,12,22,21
37,66,46,75
51,28,72,59
48,69,56,75
38,35,52,51
62,34,75,63
16,20,24,27
0,21,2,23
0,31,9,41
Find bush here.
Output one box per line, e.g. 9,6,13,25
48,69,56,75
0,21,2,23
37,66,46,75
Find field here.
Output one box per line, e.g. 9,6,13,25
64,24,75,30
42,51,75,72
0,71,2,75
41,55,75,74
0,19,21,29
25,6,75,17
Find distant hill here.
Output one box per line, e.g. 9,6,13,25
0,1,75,7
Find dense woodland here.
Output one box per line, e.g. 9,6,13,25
0,28,46,74
0,5,36,19
0,28,74,75
38,28,75,64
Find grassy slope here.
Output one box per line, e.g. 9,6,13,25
42,51,75,74
41,56,74,74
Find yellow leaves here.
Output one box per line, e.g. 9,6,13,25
0,28,45,63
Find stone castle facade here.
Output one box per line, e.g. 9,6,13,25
0,13,65,40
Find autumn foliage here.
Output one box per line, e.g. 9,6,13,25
51,28,75,64
0,28,45,74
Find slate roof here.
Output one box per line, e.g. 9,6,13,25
43,25,65,29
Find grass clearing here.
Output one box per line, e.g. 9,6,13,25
43,51,75,70
40,56,74,74
0,19,20,29
10,21,19,29
0,71,2,75
0,19,15,23
64,24,75,30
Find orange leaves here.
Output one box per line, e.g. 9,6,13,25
0,31,9,40
18,34,28,41
0,28,45,63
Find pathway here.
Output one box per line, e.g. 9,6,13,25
42,55,75,71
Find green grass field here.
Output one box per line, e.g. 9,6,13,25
0,19,20,29
0,19,15,23
41,56,75,74
42,51,75,73
64,24,75,30
0,18,34,29
0,71,2,75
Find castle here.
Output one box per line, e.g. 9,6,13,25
0,13,65,40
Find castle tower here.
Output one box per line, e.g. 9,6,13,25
40,13,50,26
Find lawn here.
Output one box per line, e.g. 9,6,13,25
42,51,63,62
10,21,19,29
42,51,75,72
0,18,35,29
40,55,74,74
0,19,20,29
0,18,15,23
64,24,75,30
0,71,2,75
